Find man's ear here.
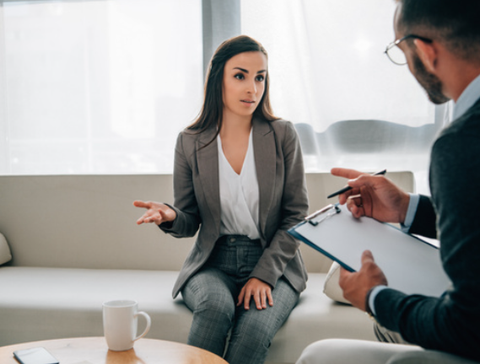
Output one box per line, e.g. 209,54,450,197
414,38,437,73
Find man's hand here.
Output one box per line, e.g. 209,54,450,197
331,168,410,224
237,278,274,310
133,200,176,225
339,250,388,311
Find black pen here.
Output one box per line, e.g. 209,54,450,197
327,169,387,199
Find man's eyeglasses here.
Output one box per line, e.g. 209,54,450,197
384,35,433,65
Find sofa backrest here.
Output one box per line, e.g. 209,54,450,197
0,172,414,273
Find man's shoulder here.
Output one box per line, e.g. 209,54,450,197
439,98,480,140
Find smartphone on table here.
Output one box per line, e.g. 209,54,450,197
13,347,59,364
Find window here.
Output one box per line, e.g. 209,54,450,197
241,0,449,193
0,0,448,192
242,0,437,128
0,0,203,175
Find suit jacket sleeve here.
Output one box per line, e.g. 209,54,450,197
159,132,201,238
408,195,437,238
249,121,309,288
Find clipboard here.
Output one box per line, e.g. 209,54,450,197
289,204,451,297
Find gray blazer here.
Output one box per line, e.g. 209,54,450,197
161,117,309,298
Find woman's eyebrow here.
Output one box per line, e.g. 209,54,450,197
233,67,266,74
233,67,249,73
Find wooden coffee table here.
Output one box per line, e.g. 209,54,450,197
0,337,228,364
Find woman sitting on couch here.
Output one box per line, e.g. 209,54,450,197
134,35,308,364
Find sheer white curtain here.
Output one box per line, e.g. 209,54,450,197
0,0,203,175
0,0,452,193
241,0,451,193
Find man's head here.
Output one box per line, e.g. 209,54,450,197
393,0,480,103
395,0,480,62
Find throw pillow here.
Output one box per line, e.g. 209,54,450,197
0,232,12,265
323,261,351,304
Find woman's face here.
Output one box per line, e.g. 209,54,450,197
222,51,267,120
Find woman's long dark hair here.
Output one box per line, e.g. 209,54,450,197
187,35,278,145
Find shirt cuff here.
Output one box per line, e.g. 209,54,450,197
369,285,388,316
400,193,420,233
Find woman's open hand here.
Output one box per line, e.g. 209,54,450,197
133,200,176,225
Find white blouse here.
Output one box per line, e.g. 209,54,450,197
217,130,260,239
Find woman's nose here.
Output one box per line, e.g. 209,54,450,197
246,80,257,94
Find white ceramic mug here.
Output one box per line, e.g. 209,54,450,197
102,299,151,351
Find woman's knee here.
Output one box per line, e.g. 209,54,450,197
195,292,236,318
183,270,236,317
232,307,281,347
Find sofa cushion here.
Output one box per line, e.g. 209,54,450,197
0,233,12,265
0,267,193,347
0,267,375,363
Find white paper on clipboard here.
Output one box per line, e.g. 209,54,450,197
289,204,451,297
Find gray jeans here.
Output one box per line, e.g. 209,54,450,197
182,235,300,364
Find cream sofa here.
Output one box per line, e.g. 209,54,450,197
0,172,414,363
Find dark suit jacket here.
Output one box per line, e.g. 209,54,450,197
160,117,309,299
374,98,480,361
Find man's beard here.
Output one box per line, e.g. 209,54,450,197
412,53,450,105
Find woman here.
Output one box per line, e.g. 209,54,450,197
134,35,308,364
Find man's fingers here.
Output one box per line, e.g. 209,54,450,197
350,174,384,190
331,168,363,180
361,250,375,265
346,197,365,219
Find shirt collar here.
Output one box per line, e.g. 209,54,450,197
453,73,480,120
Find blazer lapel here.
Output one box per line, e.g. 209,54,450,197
252,117,276,239
196,128,221,231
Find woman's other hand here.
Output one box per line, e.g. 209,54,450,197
133,200,176,225
237,277,274,310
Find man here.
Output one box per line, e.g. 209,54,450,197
297,0,480,363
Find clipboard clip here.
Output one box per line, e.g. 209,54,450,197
305,203,341,226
